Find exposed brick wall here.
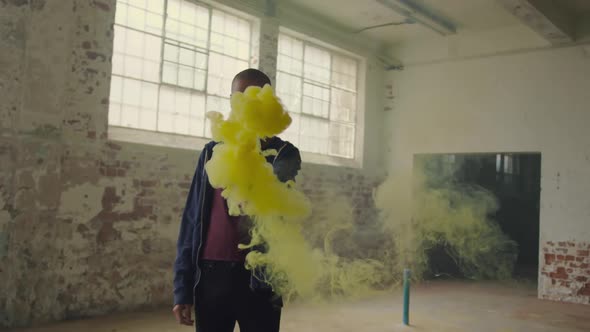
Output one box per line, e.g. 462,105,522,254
540,241,590,304
0,0,379,328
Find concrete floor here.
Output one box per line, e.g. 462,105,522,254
6,281,590,332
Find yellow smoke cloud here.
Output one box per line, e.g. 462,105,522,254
205,85,319,298
205,85,384,300
205,85,516,302
375,157,517,281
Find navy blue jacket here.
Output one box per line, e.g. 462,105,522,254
173,137,301,305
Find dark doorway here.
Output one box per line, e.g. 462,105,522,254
415,153,541,281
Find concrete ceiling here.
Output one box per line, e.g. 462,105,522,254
285,0,590,47
285,0,521,44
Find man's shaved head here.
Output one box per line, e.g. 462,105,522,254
231,68,271,94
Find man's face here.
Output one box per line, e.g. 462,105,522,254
231,79,266,95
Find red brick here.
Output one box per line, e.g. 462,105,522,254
566,255,575,261
106,142,122,150
558,242,567,247
578,250,589,257
580,264,589,269
93,0,111,11
550,267,569,280
557,255,565,261
567,242,575,247
178,182,191,189
575,276,588,282
579,283,590,296
87,131,96,139
106,167,117,177
577,257,585,262
547,241,555,246
141,180,158,187
545,254,556,265
567,268,573,273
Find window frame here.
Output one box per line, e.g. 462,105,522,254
108,0,260,151
276,26,366,168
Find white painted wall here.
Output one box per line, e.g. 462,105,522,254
384,45,590,284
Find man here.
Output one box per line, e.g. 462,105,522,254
173,69,302,332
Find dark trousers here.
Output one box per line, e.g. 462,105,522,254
195,260,281,332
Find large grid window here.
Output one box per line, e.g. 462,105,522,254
109,0,253,137
276,33,358,159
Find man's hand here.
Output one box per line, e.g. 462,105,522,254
173,304,194,326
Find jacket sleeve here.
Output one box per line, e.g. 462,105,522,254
173,149,206,305
273,143,302,183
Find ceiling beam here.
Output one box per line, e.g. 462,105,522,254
376,0,456,36
497,0,575,45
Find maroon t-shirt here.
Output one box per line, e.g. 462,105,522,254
201,188,248,261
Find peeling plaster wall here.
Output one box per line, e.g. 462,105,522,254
384,45,590,304
0,0,384,327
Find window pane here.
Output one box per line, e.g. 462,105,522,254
194,69,206,91
112,52,124,76
332,54,357,91
147,0,165,15
278,34,303,60
117,78,158,130
205,96,231,137
302,83,330,118
118,78,158,130
329,122,354,158
189,93,207,136
126,5,146,32
164,43,179,62
108,76,123,126
330,88,356,122
278,54,303,76
165,0,209,48
111,1,255,140
113,25,127,59
210,10,250,59
304,45,330,85
277,33,359,159
299,116,329,154
179,47,195,66
115,1,128,25
167,0,181,19
158,86,205,136
110,76,123,103
113,27,161,83
122,78,141,107
162,62,178,84
276,72,302,113
278,34,303,76
178,65,194,89
207,53,248,97
145,11,164,35
280,112,300,146
109,103,122,126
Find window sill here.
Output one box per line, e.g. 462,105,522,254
108,126,211,152
108,126,362,168
298,150,361,169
